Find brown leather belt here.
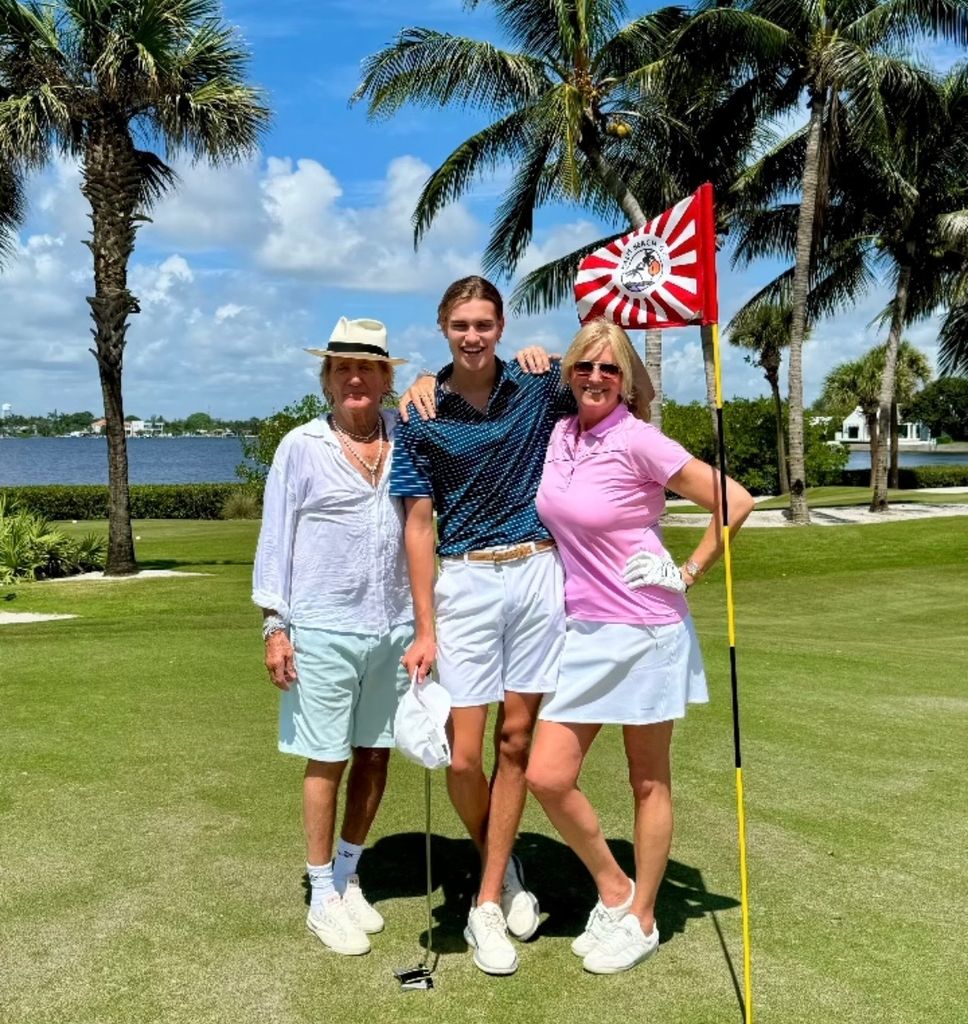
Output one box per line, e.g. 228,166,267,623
446,539,556,564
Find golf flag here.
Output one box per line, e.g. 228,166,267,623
574,182,718,329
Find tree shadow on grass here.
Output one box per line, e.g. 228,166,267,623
135,558,252,569
330,828,743,1009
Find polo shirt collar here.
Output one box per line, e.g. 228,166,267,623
436,356,519,411
578,401,630,439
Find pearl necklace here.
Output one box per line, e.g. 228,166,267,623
329,416,381,443
331,416,386,486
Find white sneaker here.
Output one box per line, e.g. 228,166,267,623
501,854,540,941
571,879,635,957
340,874,385,934
306,892,371,955
463,900,519,975
582,913,659,975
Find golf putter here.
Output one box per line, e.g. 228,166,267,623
395,769,437,991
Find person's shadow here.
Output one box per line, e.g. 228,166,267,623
315,829,743,1011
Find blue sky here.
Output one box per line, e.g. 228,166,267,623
0,1,956,419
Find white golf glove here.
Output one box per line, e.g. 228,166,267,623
623,550,687,593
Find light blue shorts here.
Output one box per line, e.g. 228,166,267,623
279,621,414,762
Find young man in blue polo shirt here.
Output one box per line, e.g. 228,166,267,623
392,276,573,976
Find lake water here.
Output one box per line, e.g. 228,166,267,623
0,436,965,485
0,436,250,485
844,449,968,470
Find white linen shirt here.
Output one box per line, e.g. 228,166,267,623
251,411,413,633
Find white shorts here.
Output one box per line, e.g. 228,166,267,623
539,616,708,725
435,547,565,708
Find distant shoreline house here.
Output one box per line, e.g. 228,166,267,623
833,407,933,446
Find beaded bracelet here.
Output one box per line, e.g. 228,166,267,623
262,614,287,641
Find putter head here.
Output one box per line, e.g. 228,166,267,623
394,965,434,990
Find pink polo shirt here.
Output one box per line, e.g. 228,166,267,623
535,403,692,625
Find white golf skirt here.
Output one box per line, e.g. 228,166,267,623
539,616,708,725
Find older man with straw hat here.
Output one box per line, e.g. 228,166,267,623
253,316,411,956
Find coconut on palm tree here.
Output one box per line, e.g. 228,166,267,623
672,0,968,524
0,0,269,574
352,0,690,425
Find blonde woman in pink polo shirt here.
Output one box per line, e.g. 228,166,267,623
528,319,755,975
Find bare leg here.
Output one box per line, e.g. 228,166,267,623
446,705,490,855
526,720,631,907
304,758,347,864
339,746,390,845
622,721,674,934
477,691,543,905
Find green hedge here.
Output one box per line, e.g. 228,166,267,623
0,483,245,520
839,464,968,488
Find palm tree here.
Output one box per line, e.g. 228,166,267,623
887,341,931,487
728,302,792,493
821,354,883,487
509,51,782,435
866,65,968,510
351,0,689,425
0,0,269,574
672,0,968,524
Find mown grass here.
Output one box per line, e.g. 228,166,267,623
666,484,968,514
1,517,966,1024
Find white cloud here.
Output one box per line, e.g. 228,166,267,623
257,154,480,291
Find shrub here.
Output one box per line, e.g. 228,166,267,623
661,397,848,495
238,394,327,484
0,498,106,583
0,484,243,521
839,465,968,488
221,487,263,520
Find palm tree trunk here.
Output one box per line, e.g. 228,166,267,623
889,400,900,488
700,323,719,443
645,330,662,431
581,133,668,425
82,119,143,575
766,366,790,493
786,89,827,525
866,413,879,489
580,135,647,229
871,262,912,511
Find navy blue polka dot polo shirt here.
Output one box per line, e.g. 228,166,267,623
390,358,575,556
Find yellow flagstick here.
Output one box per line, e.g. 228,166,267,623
711,321,753,1024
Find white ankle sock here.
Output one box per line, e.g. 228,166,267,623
307,861,335,912
333,839,364,894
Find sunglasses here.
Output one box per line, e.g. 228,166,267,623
572,360,622,379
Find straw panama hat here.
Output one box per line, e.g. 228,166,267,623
305,317,408,365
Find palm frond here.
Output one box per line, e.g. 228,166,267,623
593,6,687,78
481,124,563,278
938,295,968,375
351,29,551,118
0,155,24,263
509,229,623,315
818,37,889,146
133,147,176,206
153,79,269,161
412,108,535,244
481,0,582,63
848,0,968,51
731,203,800,265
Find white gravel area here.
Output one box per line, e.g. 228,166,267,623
41,569,212,583
663,503,968,528
0,612,78,625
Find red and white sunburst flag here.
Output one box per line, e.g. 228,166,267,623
574,183,719,329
